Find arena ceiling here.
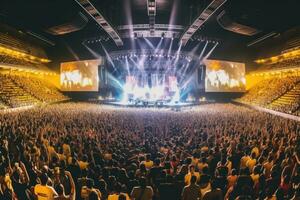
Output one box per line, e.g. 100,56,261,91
0,0,299,66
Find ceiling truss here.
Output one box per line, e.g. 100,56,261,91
74,0,123,46
180,0,227,46
147,0,157,36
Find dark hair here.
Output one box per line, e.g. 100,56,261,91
275,188,284,199
118,193,127,200
88,191,99,200
40,173,48,185
139,177,147,189
154,158,160,166
82,169,88,177
115,182,122,193
0,165,6,177
189,165,195,171
146,154,151,160
232,169,238,176
166,174,174,183
139,163,146,171
55,184,64,195
87,179,95,189
190,175,197,184
211,179,218,190
199,175,210,185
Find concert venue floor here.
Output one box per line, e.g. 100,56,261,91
104,101,201,108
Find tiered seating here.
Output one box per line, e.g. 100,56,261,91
0,32,27,53
0,32,47,58
0,54,49,70
0,74,41,108
240,76,300,106
0,73,68,109
9,74,68,103
0,31,50,71
258,55,300,71
268,82,300,113
0,100,7,110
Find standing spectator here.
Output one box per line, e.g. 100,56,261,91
202,179,222,200
182,175,201,200
131,177,153,200
34,173,58,200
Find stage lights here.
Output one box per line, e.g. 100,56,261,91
83,36,110,44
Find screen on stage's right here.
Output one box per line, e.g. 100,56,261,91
204,59,246,92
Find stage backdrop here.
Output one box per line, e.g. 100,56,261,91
60,59,102,91
204,59,246,92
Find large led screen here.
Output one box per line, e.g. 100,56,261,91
204,59,246,92
60,59,101,91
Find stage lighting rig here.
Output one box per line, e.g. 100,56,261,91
82,36,110,45
191,35,220,44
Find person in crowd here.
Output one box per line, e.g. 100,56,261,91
55,171,75,200
131,177,153,200
202,179,223,200
34,173,58,200
184,165,200,185
157,175,179,200
181,175,201,200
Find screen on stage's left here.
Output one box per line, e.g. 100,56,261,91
60,59,101,91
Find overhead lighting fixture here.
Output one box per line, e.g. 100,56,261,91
179,0,227,46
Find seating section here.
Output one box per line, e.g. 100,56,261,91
239,75,300,116
0,32,28,53
0,31,47,58
0,53,49,70
9,74,67,103
0,74,40,108
0,73,68,109
0,30,50,71
267,82,300,113
240,76,300,106
0,100,7,110
259,55,300,71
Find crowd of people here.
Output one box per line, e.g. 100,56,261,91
0,103,299,200
240,75,300,107
267,82,300,115
0,73,68,108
